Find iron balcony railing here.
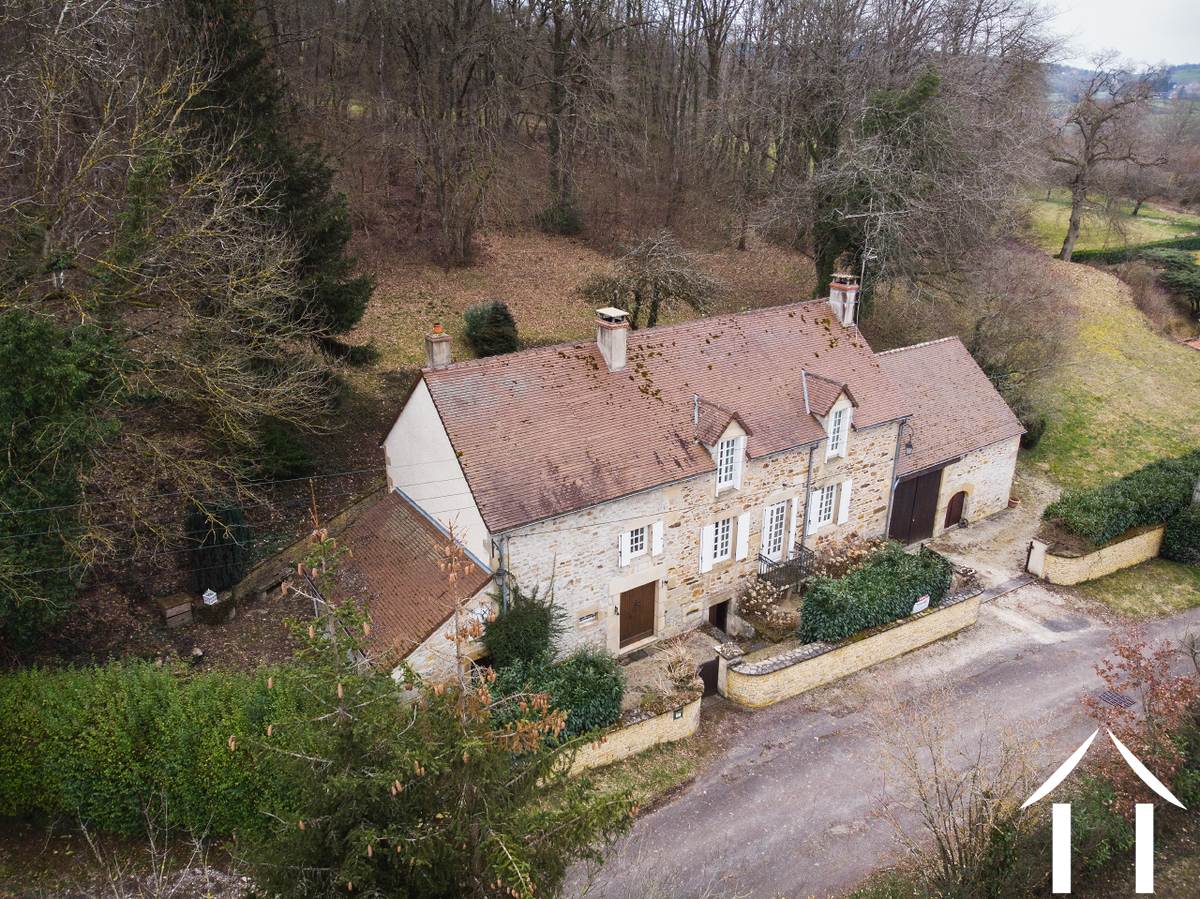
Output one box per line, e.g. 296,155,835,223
756,544,815,589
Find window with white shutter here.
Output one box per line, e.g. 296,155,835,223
836,479,853,525
700,522,716,573
762,501,787,562
651,520,664,556
735,512,750,560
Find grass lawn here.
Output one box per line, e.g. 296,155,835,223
1020,260,1200,488
1076,558,1200,619
1028,189,1200,255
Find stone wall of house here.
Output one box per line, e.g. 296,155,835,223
718,591,982,707
502,420,903,656
1027,525,1165,586
395,583,495,681
933,436,1020,538
567,695,702,776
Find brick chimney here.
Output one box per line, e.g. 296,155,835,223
424,323,452,370
596,308,629,372
828,274,860,327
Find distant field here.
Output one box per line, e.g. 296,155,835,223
1028,189,1200,255
1021,259,1200,488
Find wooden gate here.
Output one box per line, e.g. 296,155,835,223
619,580,656,648
889,467,945,544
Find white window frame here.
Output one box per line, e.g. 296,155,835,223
712,516,733,563
762,500,788,562
619,519,664,567
825,407,849,461
628,525,647,559
714,435,745,491
700,513,750,573
806,481,853,534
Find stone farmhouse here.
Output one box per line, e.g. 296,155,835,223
335,279,1023,675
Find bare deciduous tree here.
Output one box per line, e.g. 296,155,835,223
1052,57,1166,262
577,231,727,329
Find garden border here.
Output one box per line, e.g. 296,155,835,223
1026,525,1165,586
566,694,702,776
716,589,983,708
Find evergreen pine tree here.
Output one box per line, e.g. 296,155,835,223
178,0,374,345
185,504,252,593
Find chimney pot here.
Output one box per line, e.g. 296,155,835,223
828,274,860,327
425,324,452,370
595,307,630,372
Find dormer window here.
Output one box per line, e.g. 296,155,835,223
826,407,849,460
715,436,745,490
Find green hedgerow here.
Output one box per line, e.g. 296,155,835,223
798,543,954,644
1042,449,1200,545
1162,504,1200,565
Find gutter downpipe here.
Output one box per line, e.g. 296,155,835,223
884,418,909,540
799,445,816,555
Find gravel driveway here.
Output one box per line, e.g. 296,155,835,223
569,474,1199,899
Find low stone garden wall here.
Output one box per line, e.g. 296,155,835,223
716,590,983,708
567,693,702,776
1026,525,1165,586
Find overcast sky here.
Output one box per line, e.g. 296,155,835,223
1048,0,1200,68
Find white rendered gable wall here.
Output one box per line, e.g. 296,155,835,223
382,378,490,562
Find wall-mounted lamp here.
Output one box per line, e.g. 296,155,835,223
901,422,915,456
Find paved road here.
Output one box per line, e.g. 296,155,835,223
569,584,1200,899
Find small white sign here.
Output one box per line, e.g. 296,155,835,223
911,594,930,614
202,589,219,606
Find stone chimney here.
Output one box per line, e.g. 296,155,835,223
596,308,630,372
828,274,860,327
424,323,452,370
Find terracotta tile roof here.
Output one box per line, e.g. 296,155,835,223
328,491,493,660
694,397,751,445
875,337,1024,477
422,301,911,533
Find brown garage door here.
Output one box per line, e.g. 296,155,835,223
889,467,945,545
619,581,656,648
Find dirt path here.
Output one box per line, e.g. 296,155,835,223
926,466,1058,587
569,588,1200,899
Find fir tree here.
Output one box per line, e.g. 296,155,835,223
178,0,374,345
245,530,632,898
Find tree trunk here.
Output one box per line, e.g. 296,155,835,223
1059,185,1086,263
1131,199,1144,216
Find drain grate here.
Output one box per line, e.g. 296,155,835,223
1098,690,1135,709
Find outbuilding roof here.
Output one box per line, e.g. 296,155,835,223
875,337,1024,477
328,491,493,660
422,301,911,533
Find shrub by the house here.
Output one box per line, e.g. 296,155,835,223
492,646,625,739
1042,449,1200,546
798,543,954,645
483,583,566,669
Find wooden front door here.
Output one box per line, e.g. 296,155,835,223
619,581,656,648
889,468,945,544
945,490,966,529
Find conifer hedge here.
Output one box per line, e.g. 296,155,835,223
0,663,290,836
1042,449,1200,546
798,544,954,644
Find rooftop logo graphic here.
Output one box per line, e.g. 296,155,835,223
1021,728,1186,894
